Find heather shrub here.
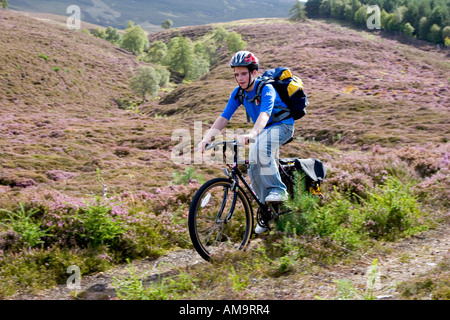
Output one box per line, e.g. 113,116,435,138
150,180,199,214
172,167,204,185
325,145,426,200
0,246,112,298
277,175,428,252
394,146,441,178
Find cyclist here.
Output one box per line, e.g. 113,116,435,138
198,51,294,233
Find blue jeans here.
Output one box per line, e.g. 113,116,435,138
248,123,294,204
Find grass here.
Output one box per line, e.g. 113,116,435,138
397,258,450,300
316,259,382,300
111,262,197,300
106,167,445,300
0,165,445,299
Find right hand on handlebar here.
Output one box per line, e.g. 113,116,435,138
197,140,209,154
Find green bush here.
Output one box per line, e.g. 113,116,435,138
0,203,52,248
362,176,426,240
277,175,428,251
74,197,128,247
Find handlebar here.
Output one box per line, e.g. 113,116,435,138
205,140,243,151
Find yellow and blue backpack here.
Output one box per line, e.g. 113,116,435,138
235,67,309,125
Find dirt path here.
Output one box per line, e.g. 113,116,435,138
279,222,450,300
11,223,449,300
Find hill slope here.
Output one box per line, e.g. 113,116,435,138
0,10,186,199
1,11,449,200
9,0,293,31
146,18,449,148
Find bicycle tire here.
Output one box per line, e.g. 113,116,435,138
188,178,253,261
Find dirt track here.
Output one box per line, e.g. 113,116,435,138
11,221,449,300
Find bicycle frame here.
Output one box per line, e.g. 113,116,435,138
206,140,291,222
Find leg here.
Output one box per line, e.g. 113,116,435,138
248,124,294,203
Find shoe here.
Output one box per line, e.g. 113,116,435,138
265,190,287,203
255,221,269,234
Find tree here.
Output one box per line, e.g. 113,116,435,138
161,19,173,30
144,40,168,64
289,0,308,22
393,5,408,25
403,22,415,37
344,0,361,23
380,9,390,30
319,0,332,18
330,0,345,20
121,21,149,55
427,24,441,43
445,37,450,48
418,16,429,40
93,28,107,39
129,66,161,103
226,32,247,54
212,27,229,44
305,0,322,18
105,27,121,44
1,0,8,9
164,35,194,76
155,66,170,87
386,12,401,31
354,5,368,26
186,56,210,81
442,26,450,43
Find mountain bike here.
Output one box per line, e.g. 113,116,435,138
188,140,326,262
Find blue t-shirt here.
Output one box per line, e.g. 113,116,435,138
221,79,294,127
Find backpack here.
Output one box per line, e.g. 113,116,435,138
234,67,309,126
280,158,327,198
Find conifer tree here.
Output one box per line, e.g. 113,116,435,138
289,0,308,22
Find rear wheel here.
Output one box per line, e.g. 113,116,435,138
188,178,253,261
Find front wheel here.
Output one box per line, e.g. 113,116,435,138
188,178,253,261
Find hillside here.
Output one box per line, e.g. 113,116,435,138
0,10,188,199
146,18,449,149
0,10,449,301
9,0,293,31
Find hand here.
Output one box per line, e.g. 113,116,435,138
236,134,255,146
197,140,209,154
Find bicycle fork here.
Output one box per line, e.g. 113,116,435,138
215,176,239,225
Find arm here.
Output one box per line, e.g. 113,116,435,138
197,116,229,153
237,111,270,145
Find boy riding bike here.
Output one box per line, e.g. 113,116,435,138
197,51,294,234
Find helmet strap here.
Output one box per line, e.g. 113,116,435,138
245,70,256,91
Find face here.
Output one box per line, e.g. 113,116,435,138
234,66,257,89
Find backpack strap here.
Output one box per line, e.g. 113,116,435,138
234,79,290,125
248,79,266,104
264,106,291,128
